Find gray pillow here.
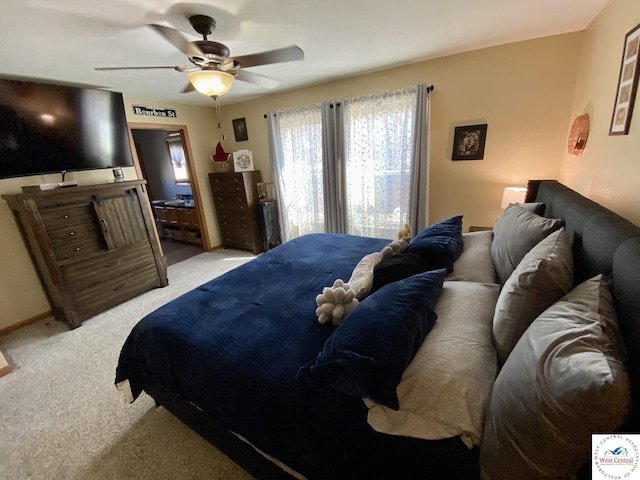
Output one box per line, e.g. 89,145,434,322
520,202,545,215
445,230,496,284
491,204,562,284
481,275,631,480
492,228,574,363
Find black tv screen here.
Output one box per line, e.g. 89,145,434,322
0,79,133,179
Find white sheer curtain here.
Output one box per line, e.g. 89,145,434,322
343,87,417,238
267,85,430,241
266,105,323,240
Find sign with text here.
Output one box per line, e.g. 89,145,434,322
132,105,177,118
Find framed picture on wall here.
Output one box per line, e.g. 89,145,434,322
232,117,249,142
451,124,488,161
609,22,640,135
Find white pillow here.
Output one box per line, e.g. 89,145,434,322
365,281,499,447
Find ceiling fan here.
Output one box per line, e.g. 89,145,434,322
95,14,304,98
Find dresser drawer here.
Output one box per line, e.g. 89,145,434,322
177,208,199,227
73,263,161,319
40,205,95,230
218,211,251,230
62,242,154,288
48,222,101,247
214,194,249,212
53,237,105,262
221,227,254,249
209,174,246,194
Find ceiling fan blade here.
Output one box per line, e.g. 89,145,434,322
181,83,195,93
235,70,281,89
231,45,304,69
94,65,194,71
149,24,204,59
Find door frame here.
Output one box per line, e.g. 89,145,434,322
127,122,211,251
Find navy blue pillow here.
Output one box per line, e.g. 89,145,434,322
406,215,464,272
297,268,447,410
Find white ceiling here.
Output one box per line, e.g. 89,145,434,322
0,0,608,107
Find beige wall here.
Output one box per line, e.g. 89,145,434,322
123,97,223,249
560,0,640,226
220,33,583,229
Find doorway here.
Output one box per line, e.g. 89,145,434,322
128,123,209,265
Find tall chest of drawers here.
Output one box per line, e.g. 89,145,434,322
209,171,264,254
3,180,168,328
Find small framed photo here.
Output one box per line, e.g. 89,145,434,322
232,117,249,142
451,124,488,161
609,22,640,136
233,150,255,172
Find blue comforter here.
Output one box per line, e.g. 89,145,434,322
116,233,391,477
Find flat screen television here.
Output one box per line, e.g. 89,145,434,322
0,78,134,179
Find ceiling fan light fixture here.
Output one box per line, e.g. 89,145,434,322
187,70,234,97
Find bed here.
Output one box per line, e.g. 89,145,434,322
115,180,640,479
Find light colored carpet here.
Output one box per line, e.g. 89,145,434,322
0,249,258,480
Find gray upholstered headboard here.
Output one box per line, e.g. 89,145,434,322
527,180,640,431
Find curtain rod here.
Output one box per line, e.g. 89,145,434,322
263,85,434,118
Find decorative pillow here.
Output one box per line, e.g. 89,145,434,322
365,281,500,447
493,228,574,363
445,230,496,283
520,202,545,215
406,215,464,272
315,238,410,326
346,251,382,300
371,252,429,292
480,275,631,480
315,279,359,326
491,204,562,284
298,269,447,410
380,237,410,259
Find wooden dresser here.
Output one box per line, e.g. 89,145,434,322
3,180,168,328
209,171,264,254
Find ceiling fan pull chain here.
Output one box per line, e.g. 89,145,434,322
215,98,226,140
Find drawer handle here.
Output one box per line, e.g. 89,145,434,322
63,215,69,219
69,231,75,236
113,282,127,291
75,247,81,252
105,259,122,268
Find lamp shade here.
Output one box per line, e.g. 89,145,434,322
501,187,527,209
187,70,234,97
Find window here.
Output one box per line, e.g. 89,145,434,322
165,133,189,183
344,91,415,239
277,105,324,238
269,86,427,241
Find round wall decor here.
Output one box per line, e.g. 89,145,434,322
567,113,590,156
